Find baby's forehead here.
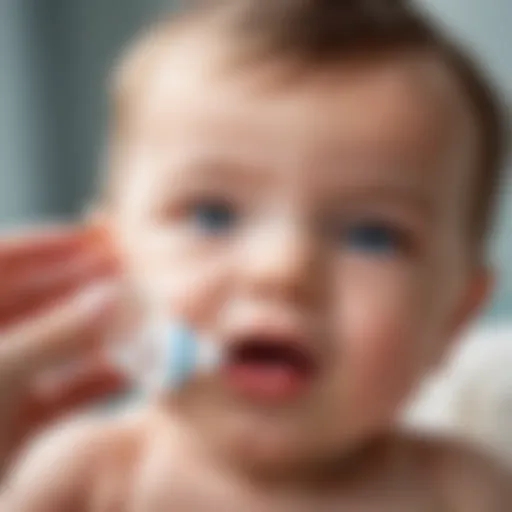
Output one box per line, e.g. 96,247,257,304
118,30,474,174
132,44,470,160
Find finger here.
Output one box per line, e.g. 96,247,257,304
0,282,121,382
0,226,92,272
31,358,127,416
0,252,118,325
12,362,126,448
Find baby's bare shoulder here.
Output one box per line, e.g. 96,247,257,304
405,432,512,511
0,411,149,512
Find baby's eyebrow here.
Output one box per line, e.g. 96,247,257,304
173,154,271,187
332,183,437,220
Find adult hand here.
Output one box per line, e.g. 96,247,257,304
0,226,125,476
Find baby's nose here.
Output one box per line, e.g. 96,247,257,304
238,222,322,306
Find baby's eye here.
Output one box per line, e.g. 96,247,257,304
188,199,237,234
341,222,405,255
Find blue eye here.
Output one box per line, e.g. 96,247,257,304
343,223,402,254
189,200,237,234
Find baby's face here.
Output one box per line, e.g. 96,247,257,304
108,40,484,472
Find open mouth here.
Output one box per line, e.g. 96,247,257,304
224,336,317,402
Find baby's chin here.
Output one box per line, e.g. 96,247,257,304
212,417,327,479
154,379,393,479
174,398,367,480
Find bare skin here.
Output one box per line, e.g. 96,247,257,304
2,411,510,511
1,30,510,512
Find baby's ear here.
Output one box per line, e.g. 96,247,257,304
425,267,492,374
448,265,494,343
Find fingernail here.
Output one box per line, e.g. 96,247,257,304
76,281,120,319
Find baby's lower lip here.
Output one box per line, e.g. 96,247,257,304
223,361,314,403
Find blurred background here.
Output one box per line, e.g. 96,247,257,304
0,0,510,454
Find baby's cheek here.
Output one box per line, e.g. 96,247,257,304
116,229,230,327
149,260,228,326
333,268,425,420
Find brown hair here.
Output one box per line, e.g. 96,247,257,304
111,0,508,252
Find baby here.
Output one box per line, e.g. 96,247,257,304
2,0,511,510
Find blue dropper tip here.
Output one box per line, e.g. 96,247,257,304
164,321,198,389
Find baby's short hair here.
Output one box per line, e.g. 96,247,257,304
109,0,509,256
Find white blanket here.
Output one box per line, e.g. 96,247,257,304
405,323,512,462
